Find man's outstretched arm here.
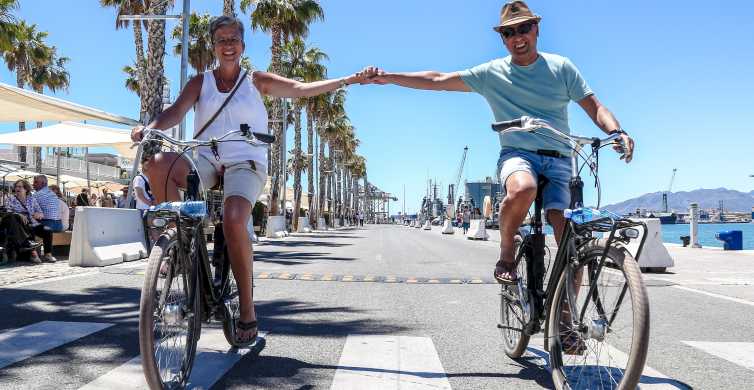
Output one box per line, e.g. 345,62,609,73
374,70,472,92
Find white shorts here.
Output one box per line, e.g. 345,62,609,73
195,155,267,205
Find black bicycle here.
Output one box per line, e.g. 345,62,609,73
493,117,650,390
135,125,273,389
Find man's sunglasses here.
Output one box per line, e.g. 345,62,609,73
499,22,536,39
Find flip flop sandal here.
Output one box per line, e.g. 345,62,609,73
494,259,518,285
235,320,258,347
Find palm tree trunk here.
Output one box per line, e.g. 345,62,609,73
141,1,167,124
292,103,303,231
223,0,235,17
318,134,326,222
133,21,146,118
306,103,315,225
16,71,26,163
268,25,283,215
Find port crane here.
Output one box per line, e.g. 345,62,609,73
662,168,677,213
447,146,468,216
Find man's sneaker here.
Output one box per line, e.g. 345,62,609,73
43,254,57,263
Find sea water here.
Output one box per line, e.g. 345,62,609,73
661,223,754,250
536,222,754,249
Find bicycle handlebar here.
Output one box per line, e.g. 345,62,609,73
138,125,275,149
491,116,624,150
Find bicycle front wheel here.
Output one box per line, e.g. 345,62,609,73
139,229,201,389
499,235,531,358
548,239,649,390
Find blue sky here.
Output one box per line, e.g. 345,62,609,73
2,0,753,213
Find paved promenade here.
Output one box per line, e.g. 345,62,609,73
0,224,753,389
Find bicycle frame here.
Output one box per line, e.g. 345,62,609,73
494,118,650,343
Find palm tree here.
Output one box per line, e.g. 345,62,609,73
240,0,324,216
301,45,327,225
99,0,146,103
223,0,236,17
141,0,171,123
123,62,141,96
171,11,215,74
0,0,18,52
29,48,70,171
279,37,328,230
3,21,50,163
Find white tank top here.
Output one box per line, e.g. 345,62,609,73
193,70,269,170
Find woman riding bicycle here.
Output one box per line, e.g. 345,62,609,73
131,15,377,345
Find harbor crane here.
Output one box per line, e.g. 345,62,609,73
447,146,468,216
663,168,677,213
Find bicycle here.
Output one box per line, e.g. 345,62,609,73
135,124,274,389
492,117,650,390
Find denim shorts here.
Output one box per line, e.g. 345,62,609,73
497,148,572,212
40,219,63,233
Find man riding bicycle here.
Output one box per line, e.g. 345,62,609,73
365,0,635,283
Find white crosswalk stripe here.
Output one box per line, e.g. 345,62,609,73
525,338,688,389
330,335,451,390
682,341,754,371
0,321,114,370
78,326,266,390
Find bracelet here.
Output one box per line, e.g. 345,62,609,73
609,128,628,136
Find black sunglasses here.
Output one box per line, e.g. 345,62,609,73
500,22,536,39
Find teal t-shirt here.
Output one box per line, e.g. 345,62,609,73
459,52,593,155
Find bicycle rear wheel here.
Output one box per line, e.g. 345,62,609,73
547,239,649,390
139,229,201,389
499,235,531,358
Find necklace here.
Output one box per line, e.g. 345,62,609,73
216,69,238,92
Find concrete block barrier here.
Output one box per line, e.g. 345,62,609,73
69,207,148,267
297,217,312,233
422,220,432,230
611,218,674,271
441,219,454,234
317,217,327,230
266,215,288,238
466,219,489,240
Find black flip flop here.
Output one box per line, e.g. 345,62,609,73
494,259,519,285
235,320,258,347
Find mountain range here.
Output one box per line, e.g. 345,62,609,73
603,188,754,215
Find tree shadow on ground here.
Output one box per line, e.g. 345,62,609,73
217,353,554,389
253,250,355,266
255,299,409,338
0,287,410,387
264,240,352,248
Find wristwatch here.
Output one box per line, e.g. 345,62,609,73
609,128,628,136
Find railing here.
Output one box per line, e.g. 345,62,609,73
41,156,121,180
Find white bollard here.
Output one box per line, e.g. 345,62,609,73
441,219,454,234
422,220,432,230
690,203,701,248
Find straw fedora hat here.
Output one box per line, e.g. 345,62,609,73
493,1,542,32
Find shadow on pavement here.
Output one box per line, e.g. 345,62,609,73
253,250,355,266
265,240,353,248
256,299,410,338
